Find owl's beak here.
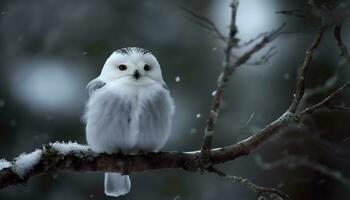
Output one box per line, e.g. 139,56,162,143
133,70,140,80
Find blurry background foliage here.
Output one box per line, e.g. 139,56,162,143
0,0,350,199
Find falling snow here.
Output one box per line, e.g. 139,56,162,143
0,99,5,107
190,128,197,134
246,112,255,124
196,113,201,118
175,76,181,82
211,90,217,96
283,73,290,80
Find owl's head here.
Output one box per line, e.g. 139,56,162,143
99,47,165,86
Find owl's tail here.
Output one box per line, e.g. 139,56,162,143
104,173,131,197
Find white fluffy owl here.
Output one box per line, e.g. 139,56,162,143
84,47,175,197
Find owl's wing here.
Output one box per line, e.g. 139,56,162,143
82,78,107,124
162,83,169,90
87,78,106,96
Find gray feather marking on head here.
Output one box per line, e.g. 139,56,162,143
114,47,151,56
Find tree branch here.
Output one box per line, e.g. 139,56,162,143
200,0,239,163
0,86,344,190
334,23,350,65
299,70,339,109
0,108,300,190
207,166,290,200
180,6,227,42
275,9,307,18
256,155,350,188
200,3,285,163
288,26,326,113
301,79,350,115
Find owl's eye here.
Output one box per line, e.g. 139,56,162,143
118,64,127,71
144,64,151,71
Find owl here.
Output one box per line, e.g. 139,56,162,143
84,47,175,197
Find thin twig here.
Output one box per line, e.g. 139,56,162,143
301,79,350,115
181,6,227,42
334,23,350,65
276,9,307,18
231,24,285,69
238,32,267,47
288,26,326,113
299,72,339,109
256,155,350,188
250,46,278,65
231,47,277,66
207,166,290,200
200,0,239,164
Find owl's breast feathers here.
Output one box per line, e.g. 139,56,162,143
86,82,174,152
136,89,174,150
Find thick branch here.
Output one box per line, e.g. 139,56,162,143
0,70,346,191
0,110,298,189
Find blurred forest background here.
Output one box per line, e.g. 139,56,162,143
0,0,350,199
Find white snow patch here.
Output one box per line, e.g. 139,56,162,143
51,141,89,155
175,76,181,82
12,149,42,177
0,159,12,170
